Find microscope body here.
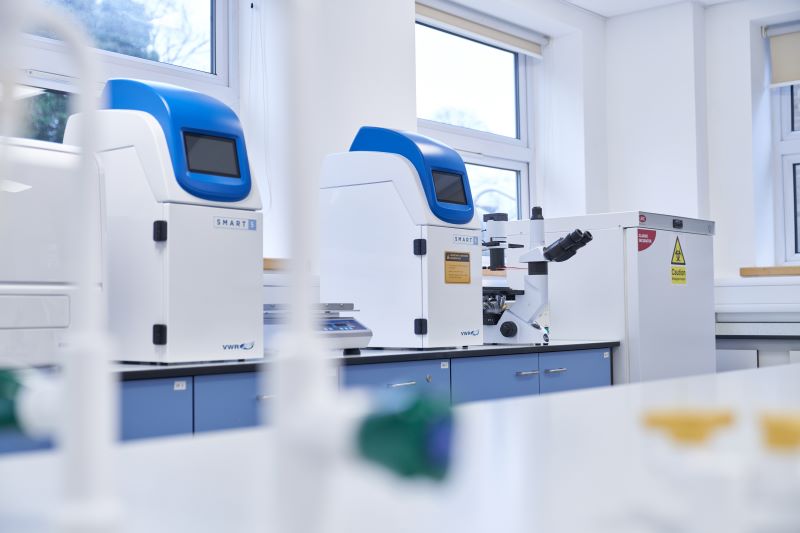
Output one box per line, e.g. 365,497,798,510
482,208,592,345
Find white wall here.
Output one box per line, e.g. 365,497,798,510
602,0,800,279
454,0,800,281
705,0,800,278
443,0,609,217
537,31,590,217
240,0,608,257
241,0,417,258
606,1,708,218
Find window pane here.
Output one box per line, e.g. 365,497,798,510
15,87,71,143
795,164,800,253
37,0,213,73
793,85,800,132
467,163,519,220
416,24,518,138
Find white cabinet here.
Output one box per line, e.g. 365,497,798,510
716,349,757,372
514,211,716,384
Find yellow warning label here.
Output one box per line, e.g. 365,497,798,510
671,266,687,285
671,237,686,284
445,251,470,284
671,237,686,265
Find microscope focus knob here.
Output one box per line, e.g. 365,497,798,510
500,321,518,338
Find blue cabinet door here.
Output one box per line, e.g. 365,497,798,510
340,360,450,402
120,377,193,440
451,353,540,404
194,372,264,432
0,429,51,454
539,349,611,394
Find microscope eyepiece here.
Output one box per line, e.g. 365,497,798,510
543,228,593,262
568,229,584,243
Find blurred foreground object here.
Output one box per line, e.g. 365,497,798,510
358,395,453,481
640,407,739,533
0,1,120,531
746,411,800,532
643,408,735,444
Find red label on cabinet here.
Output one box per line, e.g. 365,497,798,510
638,229,656,252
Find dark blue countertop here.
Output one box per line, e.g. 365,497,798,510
117,340,619,381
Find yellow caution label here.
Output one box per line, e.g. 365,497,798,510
671,266,687,285
671,237,686,284
671,237,686,265
444,251,470,284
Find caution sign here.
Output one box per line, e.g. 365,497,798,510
671,266,687,284
444,251,470,284
671,237,686,285
671,237,686,265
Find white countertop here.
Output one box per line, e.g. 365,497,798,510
2,364,798,532
716,322,800,337
716,277,800,321
715,277,800,336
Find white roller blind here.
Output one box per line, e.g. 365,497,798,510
416,3,543,58
768,24,800,87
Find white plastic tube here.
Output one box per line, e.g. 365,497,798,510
266,2,345,532
0,3,118,532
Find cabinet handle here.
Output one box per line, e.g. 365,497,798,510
515,370,540,377
256,394,275,401
388,381,417,388
544,368,568,374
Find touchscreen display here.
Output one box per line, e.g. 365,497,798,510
432,170,468,205
184,132,240,178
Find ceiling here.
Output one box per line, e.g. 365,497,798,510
562,0,739,18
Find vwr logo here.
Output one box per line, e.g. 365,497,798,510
214,217,257,231
453,235,479,246
460,330,481,337
223,342,256,351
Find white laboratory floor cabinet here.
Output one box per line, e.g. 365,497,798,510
537,212,716,384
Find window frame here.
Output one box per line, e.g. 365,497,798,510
780,155,800,260
775,85,800,263
779,85,800,142
463,155,529,221
15,0,238,108
415,18,537,221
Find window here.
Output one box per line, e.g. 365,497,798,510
793,162,800,253
467,163,520,220
37,0,213,73
416,24,518,138
12,0,235,144
17,87,71,143
414,13,539,225
793,85,800,132
777,84,800,262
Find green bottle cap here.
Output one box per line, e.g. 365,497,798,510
357,395,453,481
0,371,21,430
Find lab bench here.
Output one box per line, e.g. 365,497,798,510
0,342,616,453
4,353,795,533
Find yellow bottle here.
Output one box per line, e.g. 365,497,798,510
746,412,800,533
640,408,740,533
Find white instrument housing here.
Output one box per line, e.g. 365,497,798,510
0,138,102,366
320,150,483,349
64,108,263,364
